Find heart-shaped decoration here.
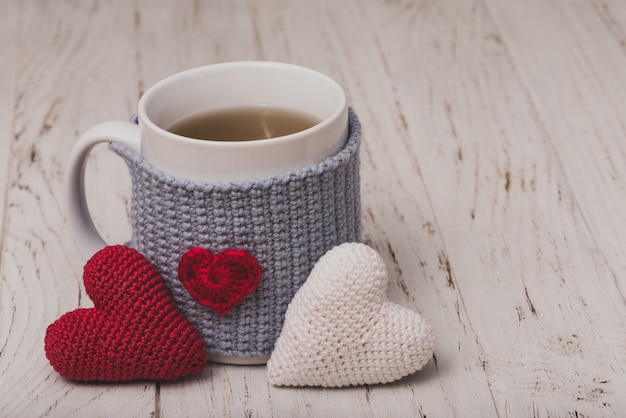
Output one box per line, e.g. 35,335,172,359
267,243,435,387
178,247,261,316
45,245,208,382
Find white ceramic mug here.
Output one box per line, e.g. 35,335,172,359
65,61,349,259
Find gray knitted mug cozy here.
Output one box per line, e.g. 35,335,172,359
108,109,361,359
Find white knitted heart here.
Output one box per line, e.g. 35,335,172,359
267,243,435,387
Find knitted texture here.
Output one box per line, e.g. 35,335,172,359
267,243,435,387
109,110,361,358
45,245,208,382
178,247,262,316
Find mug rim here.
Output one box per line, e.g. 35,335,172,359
137,61,347,148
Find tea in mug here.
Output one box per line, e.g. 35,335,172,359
167,106,319,141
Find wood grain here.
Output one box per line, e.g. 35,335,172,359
0,0,17,244
0,0,624,416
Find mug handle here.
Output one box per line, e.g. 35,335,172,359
64,121,141,259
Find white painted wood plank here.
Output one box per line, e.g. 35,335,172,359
0,0,17,243
0,1,153,416
485,0,626,302
330,0,624,416
481,1,626,414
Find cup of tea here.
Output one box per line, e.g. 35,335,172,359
64,61,361,364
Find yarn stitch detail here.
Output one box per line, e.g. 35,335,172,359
267,243,436,387
178,247,262,316
109,109,361,358
45,245,208,382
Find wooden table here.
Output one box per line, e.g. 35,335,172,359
1,0,625,416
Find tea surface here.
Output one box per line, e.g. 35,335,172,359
167,106,319,141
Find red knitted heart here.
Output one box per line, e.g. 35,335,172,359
178,247,262,316
45,245,208,382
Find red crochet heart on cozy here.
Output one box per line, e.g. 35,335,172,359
178,247,262,316
45,245,208,382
